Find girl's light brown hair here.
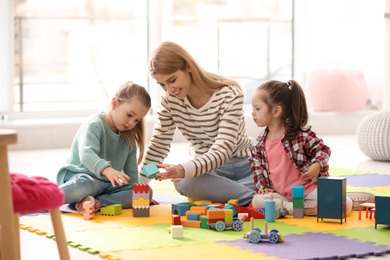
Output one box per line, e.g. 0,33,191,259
258,79,310,140
115,81,151,165
149,41,241,92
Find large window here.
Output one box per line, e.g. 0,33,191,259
13,0,293,115
14,0,148,113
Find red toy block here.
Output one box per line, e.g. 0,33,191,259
241,215,251,222
172,215,181,225
132,183,150,193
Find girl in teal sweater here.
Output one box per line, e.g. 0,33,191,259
57,82,153,214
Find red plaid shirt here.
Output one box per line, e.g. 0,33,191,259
249,127,331,193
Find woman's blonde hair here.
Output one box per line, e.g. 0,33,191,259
114,81,151,165
149,41,241,92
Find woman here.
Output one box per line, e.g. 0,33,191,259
140,41,256,206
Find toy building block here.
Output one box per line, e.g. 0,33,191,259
228,199,239,205
172,215,181,225
224,209,233,223
132,183,150,218
181,219,201,228
265,199,275,222
200,216,211,229
317,177,346,224
101,204,122,216
375,196,390,229
234,204,265,219
171,202,196,216
187,213,201,221
193,200,212,205
241,215,251,222
171,225,183,238
83,201,95,220
238,213,249,220
293,198,304,209
188,206,208,215
293,208,304,218
142,162,159,180
223,204,237,216
292,186,305,199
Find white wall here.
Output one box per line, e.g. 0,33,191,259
294,0,386,108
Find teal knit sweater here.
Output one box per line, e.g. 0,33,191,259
57,113,138,185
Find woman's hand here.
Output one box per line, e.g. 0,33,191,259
156,164,185,182
258,187,274,195
101,167,130,187
302,162,321,184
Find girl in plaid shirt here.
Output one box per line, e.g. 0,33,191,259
249,79,335,215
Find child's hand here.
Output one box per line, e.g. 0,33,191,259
258,187,274,195
302,162,321,184
101,167,130,187
156,164,185,182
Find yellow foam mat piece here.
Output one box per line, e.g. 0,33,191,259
19,204,173,234
99,242,281,260
279,211,376,231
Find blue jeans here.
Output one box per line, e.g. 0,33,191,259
59,171,152,209
174,159,256,207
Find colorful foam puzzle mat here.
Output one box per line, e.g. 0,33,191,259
19,167,390,260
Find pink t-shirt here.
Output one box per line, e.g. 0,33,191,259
265,137,317,200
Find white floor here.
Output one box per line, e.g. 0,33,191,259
6,135,390,260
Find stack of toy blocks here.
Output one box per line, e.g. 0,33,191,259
132,183,150,217
292,186,305,218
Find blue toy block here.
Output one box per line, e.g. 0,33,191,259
265,200,275,222
142,162,159,180
292,186,305,199
223,204,237,217
172,203,192,216
188,213,200,221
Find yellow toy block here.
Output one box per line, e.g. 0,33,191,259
228,199,238,205
224,209,233,223
193,200,212,205
133,197,150,207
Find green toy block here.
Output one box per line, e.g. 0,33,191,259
293,198,304,209
142,162,159,180
101,204,122,216
200,216,211,229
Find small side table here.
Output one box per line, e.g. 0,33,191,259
358,202,375,220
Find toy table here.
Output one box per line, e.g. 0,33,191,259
358,203,375,220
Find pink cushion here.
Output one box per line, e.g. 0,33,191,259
11,173,64,213
305,66,369,112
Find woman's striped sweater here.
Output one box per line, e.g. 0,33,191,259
140,85,252,180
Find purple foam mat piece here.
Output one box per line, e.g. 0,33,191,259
346,173,390,188
153,192,188,205
218,232,390,260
